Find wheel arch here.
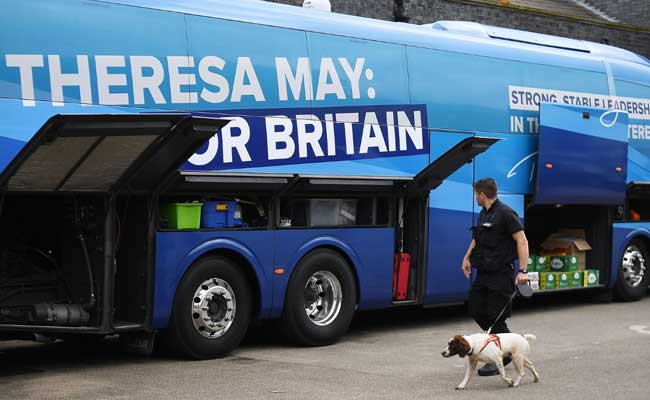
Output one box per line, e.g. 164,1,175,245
282,237,363,305
153,238,269,329
611,228,650,288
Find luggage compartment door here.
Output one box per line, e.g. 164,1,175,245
0,114,229,194
536,103,628,205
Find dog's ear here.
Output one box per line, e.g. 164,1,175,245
454,336,471,358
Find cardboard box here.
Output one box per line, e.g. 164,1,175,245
540,229,592,270
584,270,600,287
570,271,584,288
556,272,570,289
540,272,556,290
549,256,567,272
534,255,548,272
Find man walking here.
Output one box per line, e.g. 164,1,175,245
461,178,529,376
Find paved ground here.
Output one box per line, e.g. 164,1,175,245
1,291,649,400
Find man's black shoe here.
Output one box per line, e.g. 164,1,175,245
478,357,512,377
478,363,499,376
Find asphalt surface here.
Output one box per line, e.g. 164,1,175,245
1,291,649,400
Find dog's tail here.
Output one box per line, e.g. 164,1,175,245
523,334,537,343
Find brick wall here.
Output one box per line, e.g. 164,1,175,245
267,0,650,57
587,0,650,28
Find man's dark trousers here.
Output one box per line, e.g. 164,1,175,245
468,273,514,334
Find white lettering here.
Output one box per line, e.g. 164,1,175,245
5,54,44,107
296,115,324,158
335,113,359,155
198,56,229,104
232,57,265,102
130,56,166,105
95,55,128,105
188,136,219,166
167,56,197,104
48,55,92,106
316,58,345,100
360,112,387,154
338,58,364,99
386,111,397,152
397,111,423,150
324,114,336,156
221,117,252,163
266,116,294,160
276,57,313,101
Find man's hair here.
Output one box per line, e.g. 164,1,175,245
473,178,498,199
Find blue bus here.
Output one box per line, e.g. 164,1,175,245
0,0,648,358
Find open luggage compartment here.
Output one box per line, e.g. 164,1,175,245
524,203,611,290
0,114,228,337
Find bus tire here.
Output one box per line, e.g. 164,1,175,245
282,248,357,346
167,256,251,359
614,239,649,301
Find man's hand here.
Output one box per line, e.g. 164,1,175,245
516,272,528,284
462,258,471,279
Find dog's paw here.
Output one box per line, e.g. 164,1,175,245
534,377,540,383
455,386,465,390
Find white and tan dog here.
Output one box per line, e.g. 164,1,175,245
441,333,540,390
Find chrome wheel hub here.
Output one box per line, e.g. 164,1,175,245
191,278,236,338
304,271,342,326
622,245,646,288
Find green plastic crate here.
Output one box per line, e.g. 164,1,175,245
162,202,203,229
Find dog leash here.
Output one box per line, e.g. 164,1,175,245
485,290,518,335
485,282,533,335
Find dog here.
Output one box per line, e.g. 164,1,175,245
441,333,540,390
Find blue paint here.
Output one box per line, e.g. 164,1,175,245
611,223,650,289
153,231,275,328
1,0,650,330
183,105,429,171
425,207,473,304
537,104,628,205
153,228,393,327
271,228,395,317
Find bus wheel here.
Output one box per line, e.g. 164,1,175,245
167,256,251,359
614,239,649,301
282,249,357,346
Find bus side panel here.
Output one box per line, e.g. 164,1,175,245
473,132,538,196
406,46,609,137
186,14,312,113
304,32,410,109
271,228,395,318
0,0,187,108
611,223,650,289
611,75,650,184
152,231,275,329
424,131,474,304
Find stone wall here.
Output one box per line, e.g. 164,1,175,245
404,0,650,57
267,0,650,57
587,0,650,28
